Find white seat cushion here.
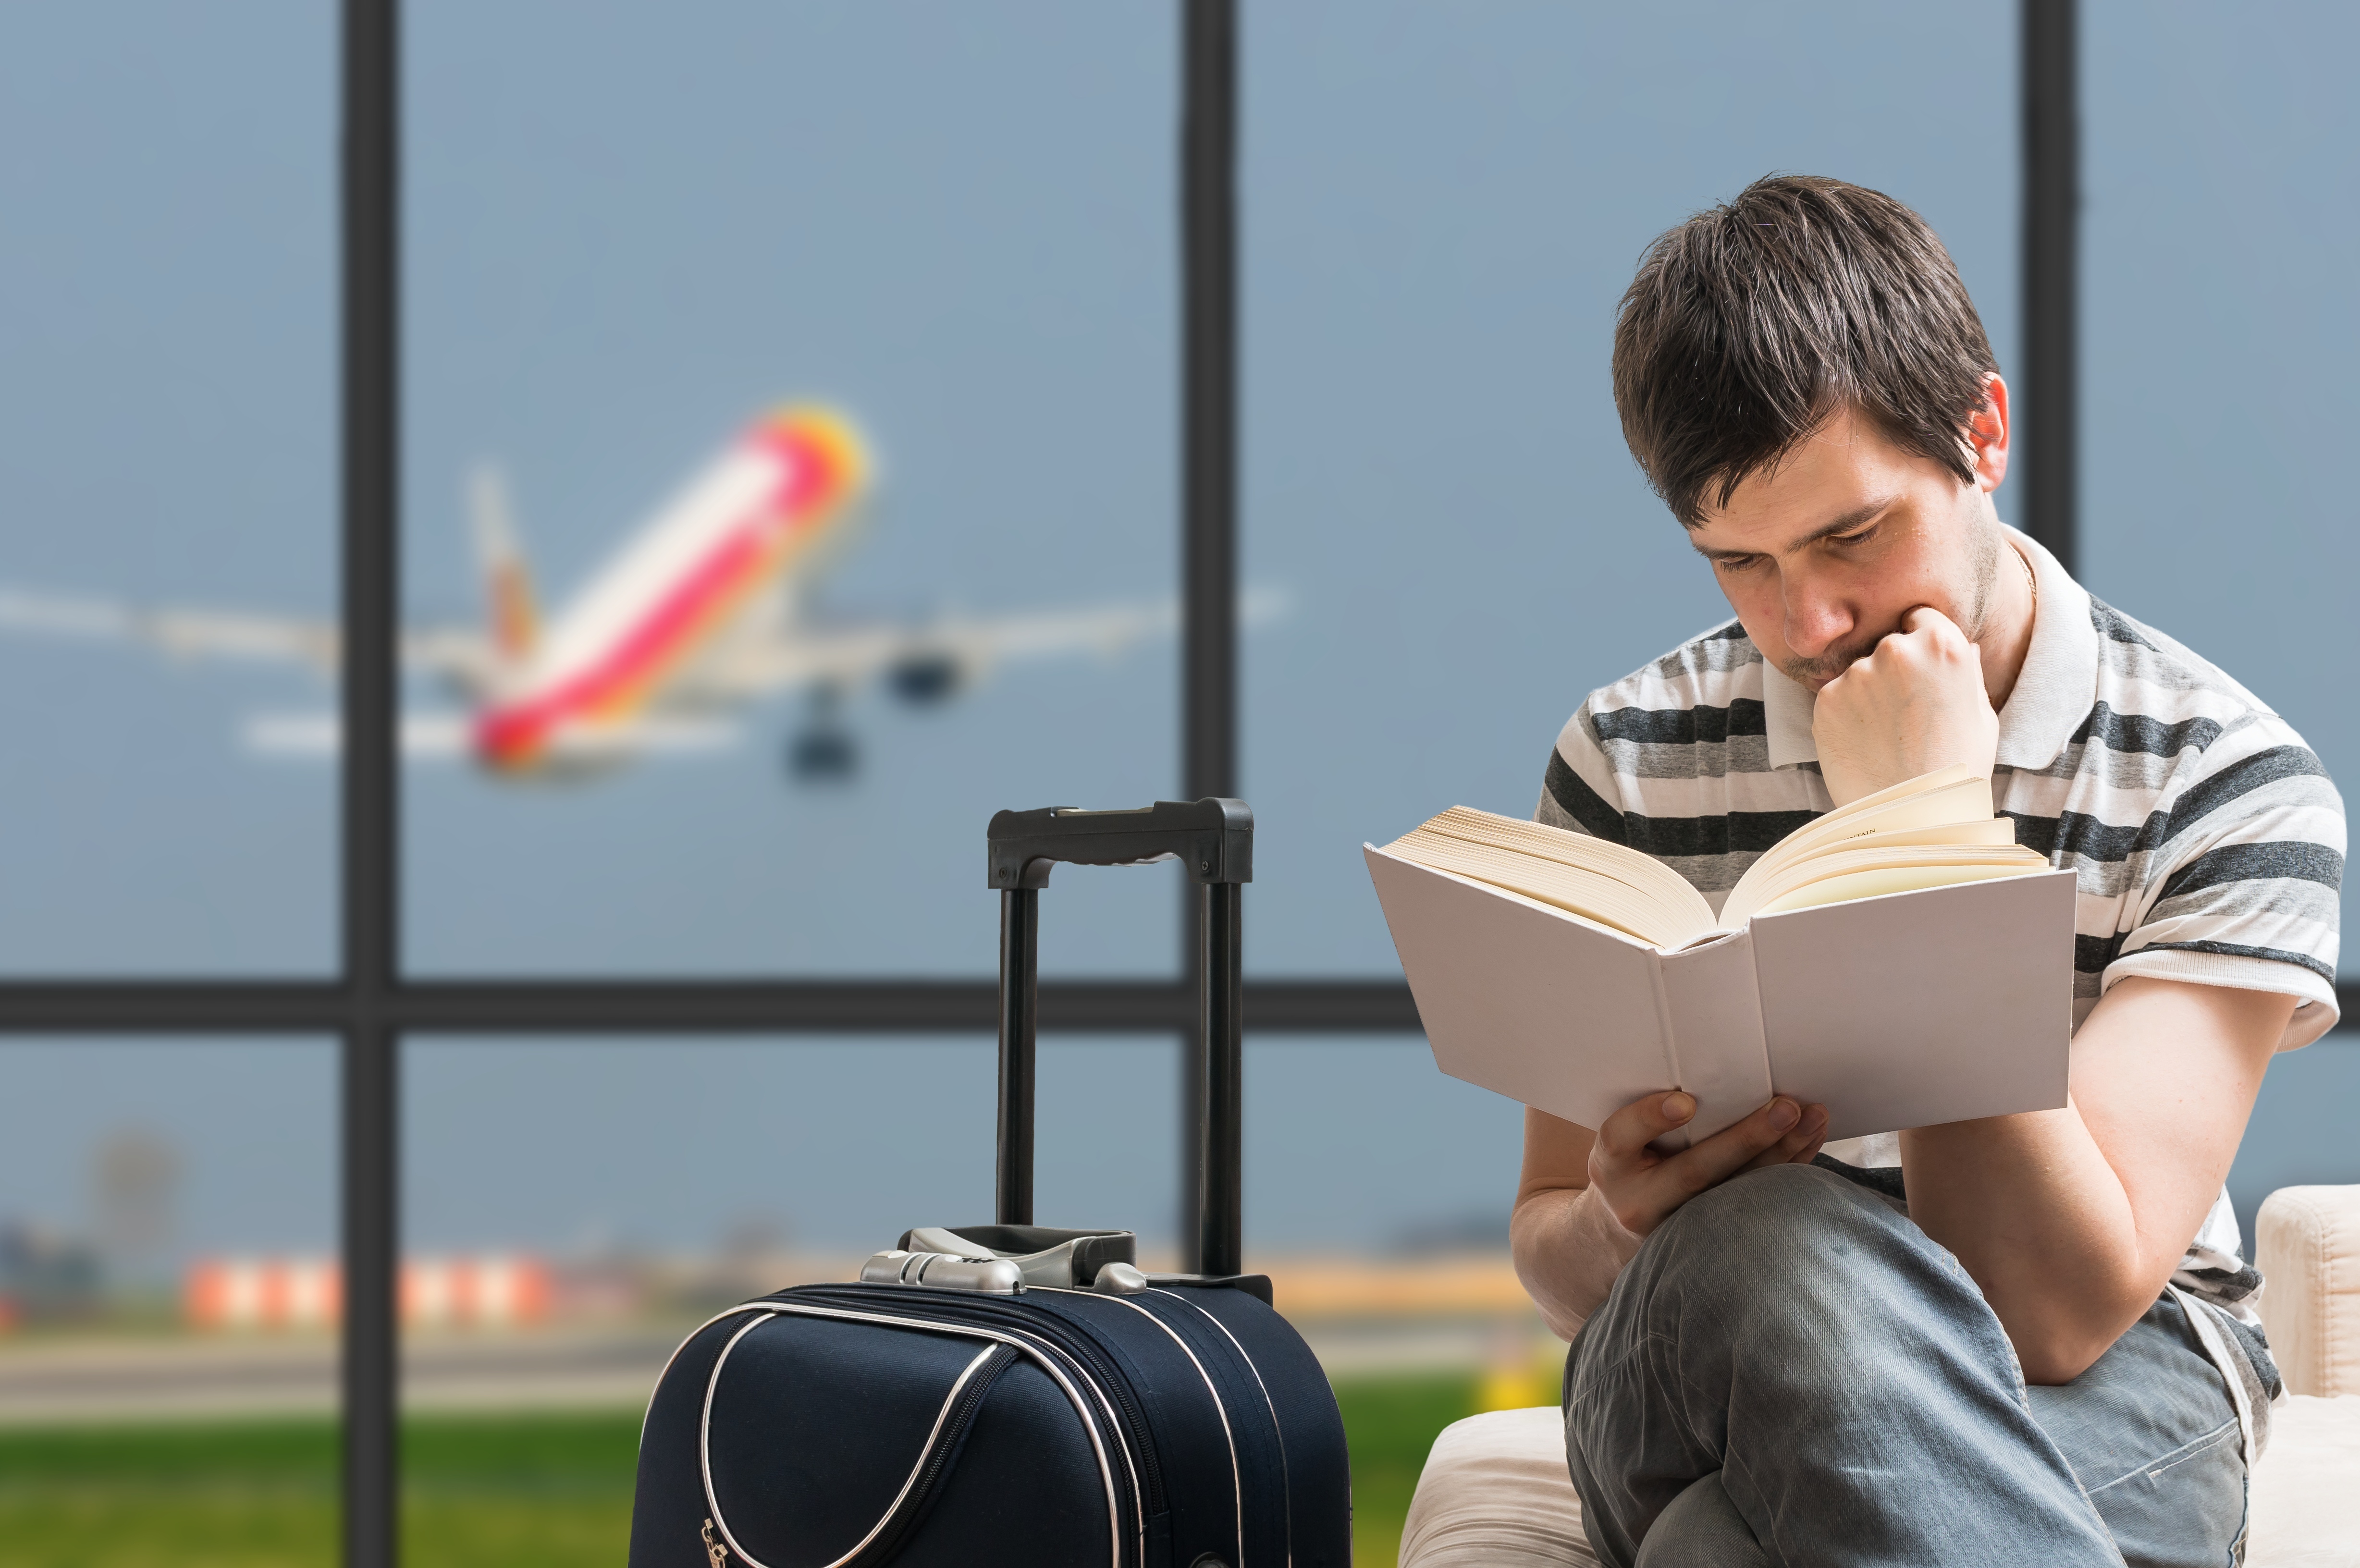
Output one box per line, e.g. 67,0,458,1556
2247,1394,2360,1567
1400,1407,1594,1568
1400,1397,2360,1568
2256,1187,2360,1399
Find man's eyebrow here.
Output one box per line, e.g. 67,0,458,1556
1792,498,1894,547
1689,497,1895,561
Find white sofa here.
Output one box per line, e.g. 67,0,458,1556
1400,1185,2360,1567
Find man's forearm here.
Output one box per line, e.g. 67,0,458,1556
1901,978,2288,1385
1510,1184,1645,1341
1899,1106,2150,1384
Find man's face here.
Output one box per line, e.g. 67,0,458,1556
1685,405,2001,692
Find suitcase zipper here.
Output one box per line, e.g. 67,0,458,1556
1059,1289,1247,1568
1145,1288,1296,1567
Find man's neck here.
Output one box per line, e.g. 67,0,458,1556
1980,534,2039,712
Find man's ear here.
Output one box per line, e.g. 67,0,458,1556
1965,372,2010,493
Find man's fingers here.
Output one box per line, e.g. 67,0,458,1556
1659,1096,1807,1193
1740,1103,1830,1173
1595,1090,1696,1161
1899,605,1961,639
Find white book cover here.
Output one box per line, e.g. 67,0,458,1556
1364,846,2077,1145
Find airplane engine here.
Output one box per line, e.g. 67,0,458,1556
886,649,965,706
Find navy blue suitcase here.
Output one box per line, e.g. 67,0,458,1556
627,800,1352,1568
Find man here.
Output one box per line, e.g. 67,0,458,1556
1509,177,2342,1567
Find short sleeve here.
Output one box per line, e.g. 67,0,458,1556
2104,717,2345,1050
1536,701,1625,841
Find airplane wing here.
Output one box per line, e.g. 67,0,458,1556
244,709,741,761
675,585,1288,703
0,584,498,687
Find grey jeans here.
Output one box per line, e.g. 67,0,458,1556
1563,1162,2253,1568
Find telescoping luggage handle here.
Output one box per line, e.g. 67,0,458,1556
988,798,1252,1279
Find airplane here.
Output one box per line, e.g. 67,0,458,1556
0,405,1269,783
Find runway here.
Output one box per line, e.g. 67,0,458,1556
0,1311,1552,1425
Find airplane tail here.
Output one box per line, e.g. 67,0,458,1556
468,465,541,665
763,404,874,505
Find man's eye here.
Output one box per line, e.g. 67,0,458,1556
1714,555,1763,573
1830,528,1875,548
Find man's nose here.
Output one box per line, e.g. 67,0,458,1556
1782,576,1853,658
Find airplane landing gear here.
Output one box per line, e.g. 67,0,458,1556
788,726,859,782
786,683,859,783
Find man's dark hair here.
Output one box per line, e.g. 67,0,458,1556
1613,174,1998,526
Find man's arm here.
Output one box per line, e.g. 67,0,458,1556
1513,1093,1828,1338
1812,602,2315,1384
1902,975,2289,1384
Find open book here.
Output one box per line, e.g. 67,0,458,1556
1364,767,2077,1146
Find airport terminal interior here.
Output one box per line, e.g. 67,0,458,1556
1,3,2356,1566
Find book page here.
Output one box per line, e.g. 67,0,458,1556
1746,859,2045,919
1788,762,1986,836
1819,819,2018,852
1724,839,2047,927
1414,808,1708,907
1386,832,1679,943
1722,766,2013,919
1385,807,1717,946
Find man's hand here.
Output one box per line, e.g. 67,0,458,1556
1586,1091,1830,1237
1512,1092,1831,1336
1811,606,1998,807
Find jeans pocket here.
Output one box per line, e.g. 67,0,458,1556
2082,1416,2238,1495
2081,1417,2244,1568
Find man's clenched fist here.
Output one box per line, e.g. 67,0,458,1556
1811,606,1997,807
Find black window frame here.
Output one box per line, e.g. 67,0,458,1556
0,4,2145,1565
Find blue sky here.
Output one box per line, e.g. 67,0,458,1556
0,2,2352,1262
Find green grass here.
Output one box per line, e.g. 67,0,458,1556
0,1419,338,1568
404,1412,642,1568
1332,1371,1486,1567
0,1371,1483,1568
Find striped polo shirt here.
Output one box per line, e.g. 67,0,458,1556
1536,527,2343,1381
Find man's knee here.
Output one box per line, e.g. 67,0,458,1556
1643,1160,1904,1287
1574,1160,1990,1407
1633,1473,1767,1568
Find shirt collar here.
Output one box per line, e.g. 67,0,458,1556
1757,524,2098,773
1760,649,1820,770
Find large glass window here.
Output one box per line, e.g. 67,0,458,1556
1240,0,2020,974
0,5,335,974
402,2,1182,978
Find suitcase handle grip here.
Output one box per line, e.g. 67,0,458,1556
991,797,1250,1279
986,797,1252,889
